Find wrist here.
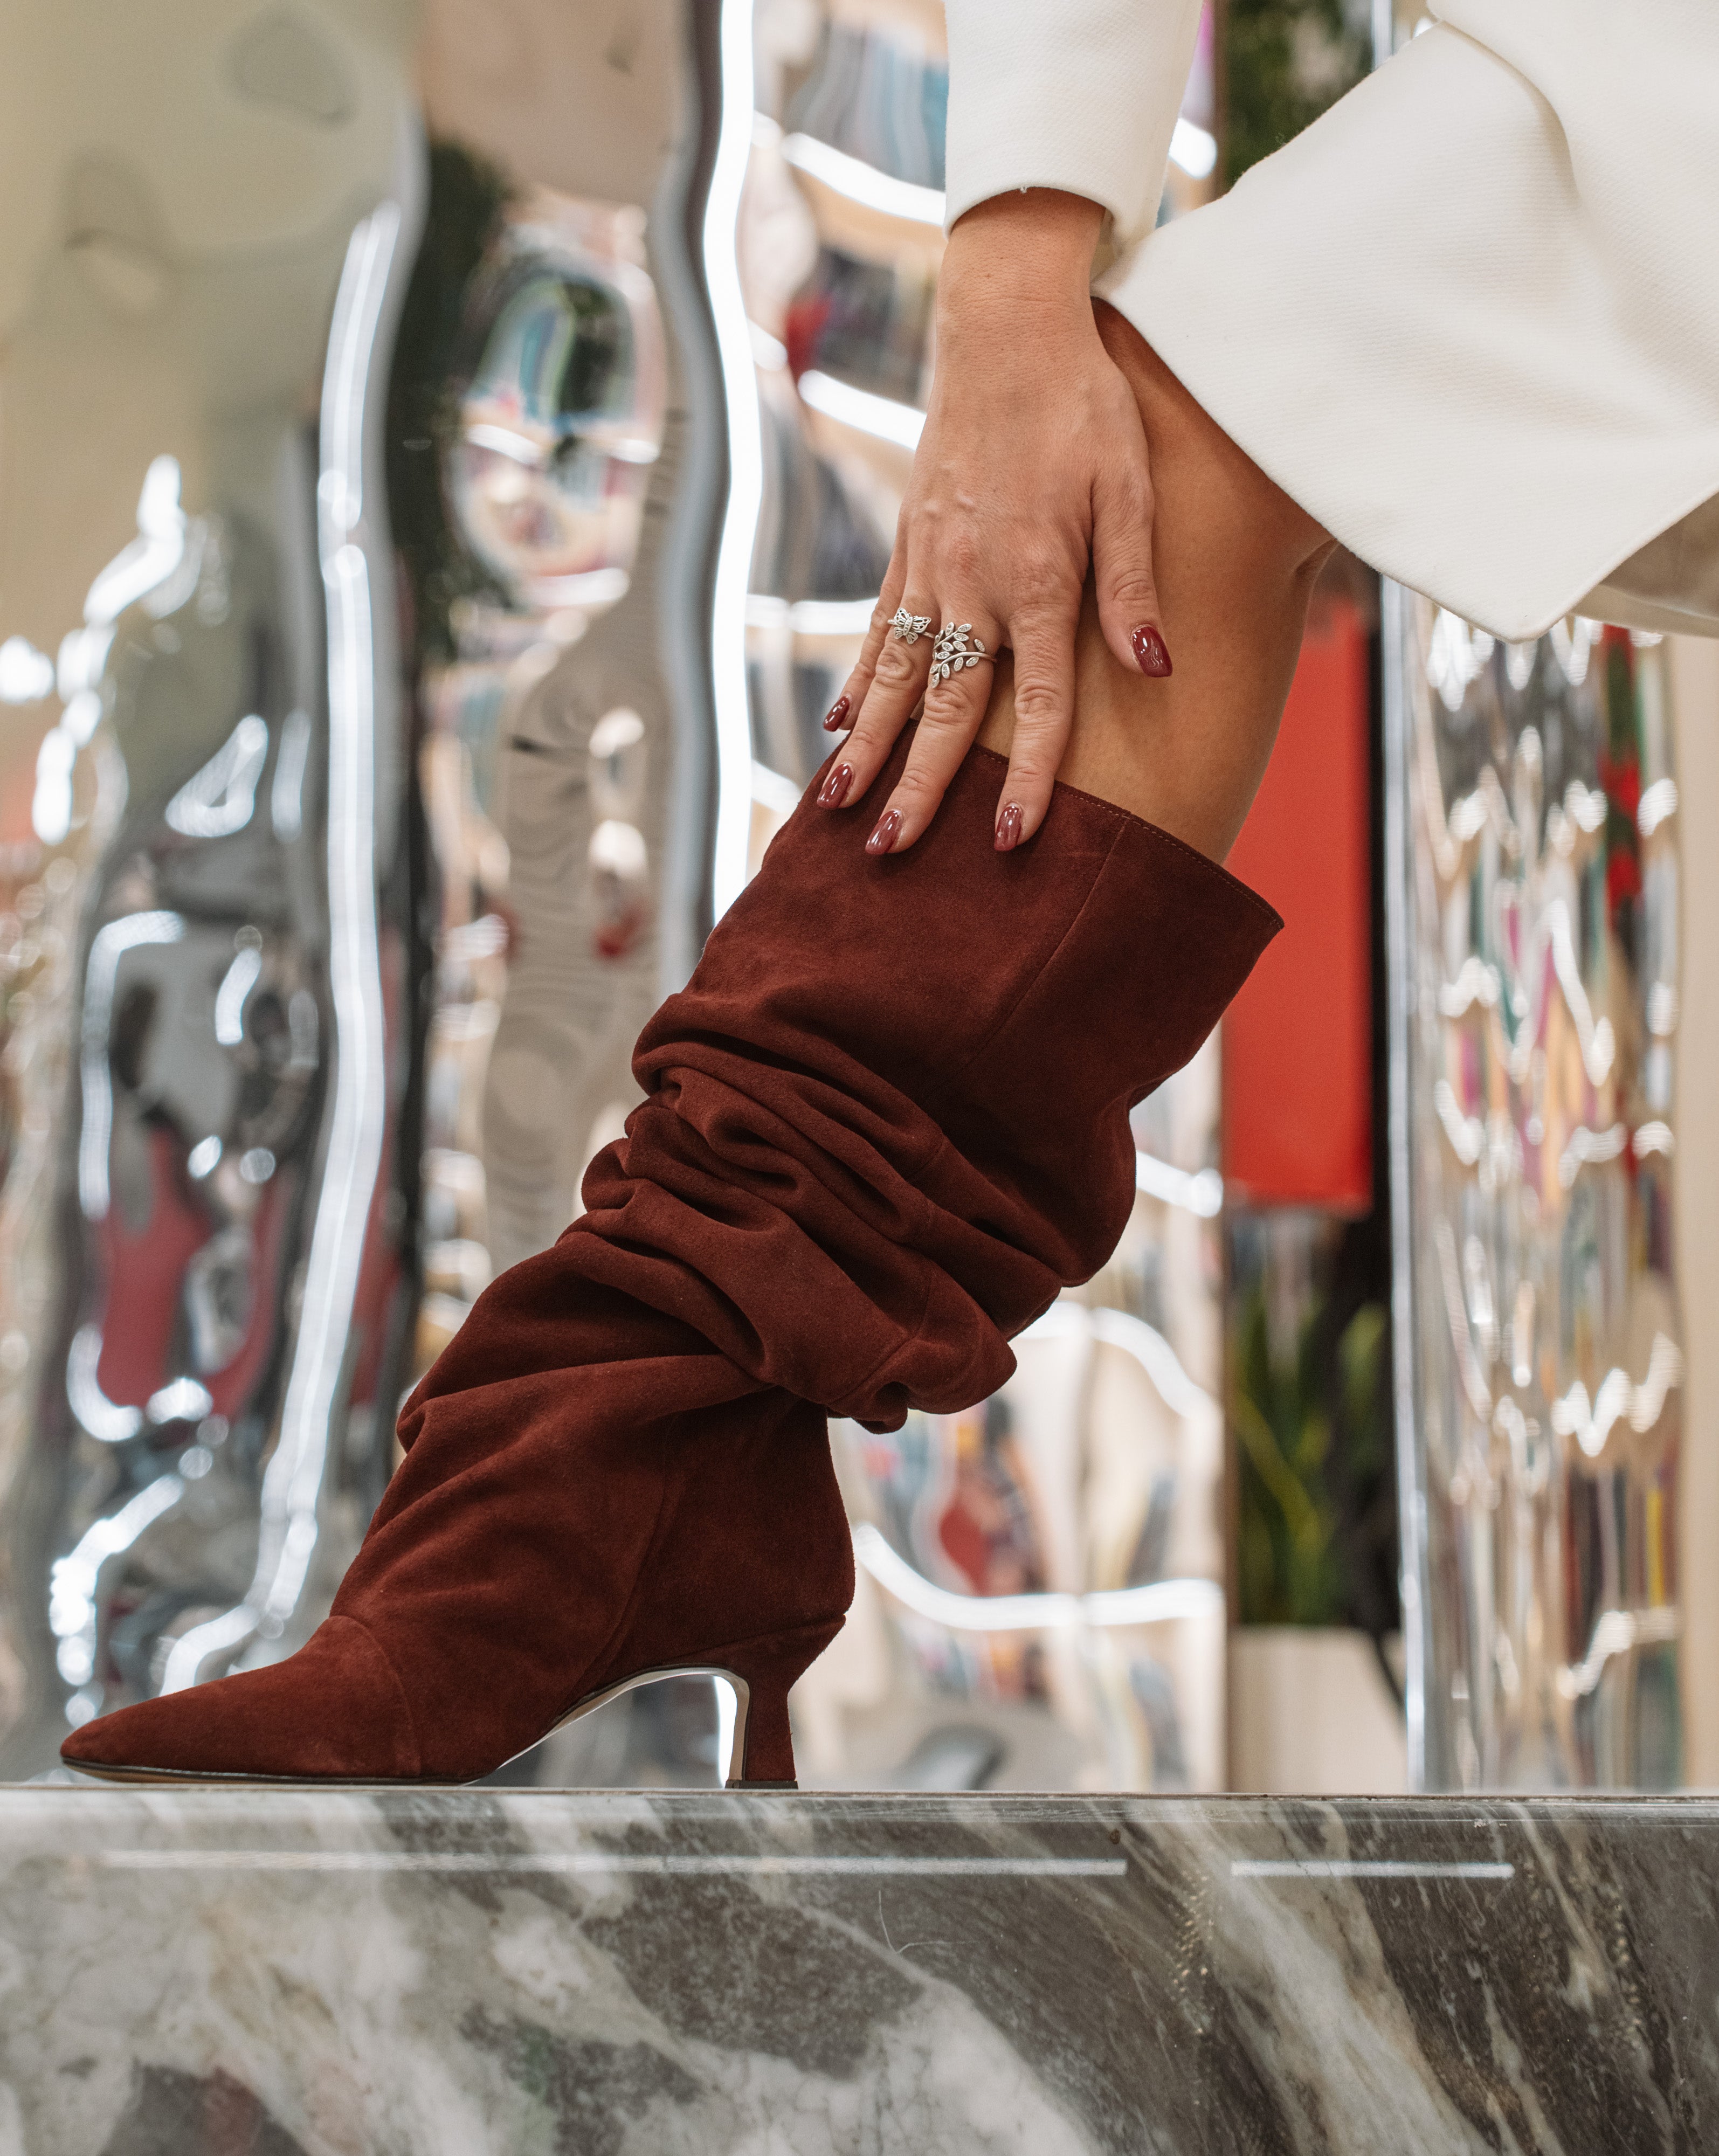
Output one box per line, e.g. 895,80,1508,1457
938,188,1103,326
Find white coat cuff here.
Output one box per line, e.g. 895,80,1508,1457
942,0,1206,252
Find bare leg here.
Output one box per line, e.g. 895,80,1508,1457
977,302,1335,863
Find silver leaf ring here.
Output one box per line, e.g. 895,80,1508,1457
929,622,993,686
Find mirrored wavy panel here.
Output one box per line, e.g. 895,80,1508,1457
0,8,428,1775
0,2,741,1779
1392,596,1683,1789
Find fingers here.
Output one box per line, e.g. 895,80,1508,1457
823,572,908,739
823,589,938,808
993,598,1078,849
861,609,1004,854
1091,437,1172,681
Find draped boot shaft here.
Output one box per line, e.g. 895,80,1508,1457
561,741,1281,1427
62,736,1279,1786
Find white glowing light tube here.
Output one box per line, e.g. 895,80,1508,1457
797,369,926,451
1134,1151,1224,1217
1021,1299,1215,1422
744,595,879,638
165,715,269,838
84,456,187,627
779,132,946,225
259,199,399,1628
0,637,54,703
778,119,1217,218
213,945,262,1047
50,1473,184,1693
703,0,763,921
163,199,402,1694
79,911,185,1220
65,1325,143,1443
270,709,313,840
854,1524,1221,1635
750,761,804,817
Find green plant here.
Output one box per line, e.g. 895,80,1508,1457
1233,1260,1391,1628
1223,0,1370,186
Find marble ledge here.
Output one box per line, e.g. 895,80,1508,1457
1,1787,1716,2154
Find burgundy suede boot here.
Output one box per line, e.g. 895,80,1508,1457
61,734,1279,1787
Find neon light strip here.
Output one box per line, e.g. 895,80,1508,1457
787,596,876,636
779,132,946,225
265,199,400,1624
270,710,312,839
52,1471,185,1696
744,595,878,637
51,1475,184,1637
213,946,261,1046
65,1325,143,1443
79,911,185,1219
854,1523,1221,1635
1134,1151,1223,1217
797,369,925,450
1233,1860,1514,1881
1021,1300,1215,1422
106,1850,1128,1877
162,202,401,1692
778,120,1219,219
703,0,763,920
750,761,804,816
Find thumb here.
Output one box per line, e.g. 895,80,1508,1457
1092,448,1171,679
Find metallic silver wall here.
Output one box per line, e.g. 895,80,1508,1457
0,2,735,1780
0,7,430,1775
1386,587,1684,1788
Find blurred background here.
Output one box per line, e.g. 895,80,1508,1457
0,0,1709,1799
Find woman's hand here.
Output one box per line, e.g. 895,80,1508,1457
817,189,1170,855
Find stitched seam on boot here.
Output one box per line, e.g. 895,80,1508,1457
340,1614,429,1778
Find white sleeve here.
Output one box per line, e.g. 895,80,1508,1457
942,0,1205,253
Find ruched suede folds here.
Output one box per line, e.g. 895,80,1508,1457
564,736,1281,1427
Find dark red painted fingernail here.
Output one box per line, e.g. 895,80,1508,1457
995,802,1023,853
823,695,851,732
865,808,902,856
1132,624,1173,677
817,762,854,809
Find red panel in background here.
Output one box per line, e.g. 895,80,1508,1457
1221,596,1372,1213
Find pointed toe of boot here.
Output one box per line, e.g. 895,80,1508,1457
59,1617,424,1784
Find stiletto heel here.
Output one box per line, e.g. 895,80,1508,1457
709,1620,844,1787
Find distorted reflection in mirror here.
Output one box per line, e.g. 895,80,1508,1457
1396,602,1685,1789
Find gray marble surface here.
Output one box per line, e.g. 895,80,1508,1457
1,1787,1715,2153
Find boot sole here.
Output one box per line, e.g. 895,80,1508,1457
62,1648,826,1791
